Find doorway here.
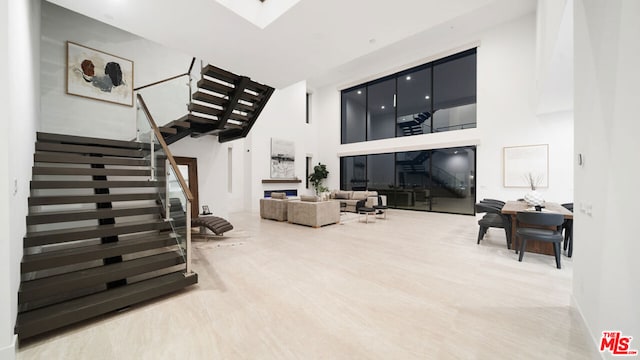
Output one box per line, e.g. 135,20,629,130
174,157,200,217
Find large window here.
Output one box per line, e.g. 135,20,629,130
340,146,476,215
341,48,476,144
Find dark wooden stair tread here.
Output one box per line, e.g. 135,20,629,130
37,132,143,150
188,103,223,117
35,152,150,166
35,142,145,158
192,91,227,107
30,180,163,189
21,232,178,273
24,220,171,247
19,251,185,303
15,272,197,339
197,78,234,96
29,193,158,206
27,206,161,225
32,166,152,177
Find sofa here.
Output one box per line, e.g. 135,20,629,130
259,192,289,221
330,190,381,212
287,195,340,228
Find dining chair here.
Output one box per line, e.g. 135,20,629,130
516,211,565,269
373,195,388,219
475,202,511,248
561,203,573,257
480,198,506,208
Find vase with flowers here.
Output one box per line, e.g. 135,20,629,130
523,172,544,206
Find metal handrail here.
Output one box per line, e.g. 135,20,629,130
133,57,196,92
136,94,193,202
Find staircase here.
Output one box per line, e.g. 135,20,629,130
16,132,197,339
397,111,431,136
157,64,274,144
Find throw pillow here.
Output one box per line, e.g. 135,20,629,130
270,192,287,199
300,195,320,202
334,192,349,200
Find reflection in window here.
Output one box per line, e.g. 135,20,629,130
433,51,477,132
341,88,366,144
397,68,431,137
339,146,476,215
367,79,396,140
340,155,367,190
341,48,476,143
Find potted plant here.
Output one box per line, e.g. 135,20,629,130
308,162,329,196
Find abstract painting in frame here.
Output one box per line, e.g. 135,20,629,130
270,138,295,178
503,144,549,188
66,41,134,107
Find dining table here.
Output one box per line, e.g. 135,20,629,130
501,200,573,255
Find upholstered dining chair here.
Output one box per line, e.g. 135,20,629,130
373,195,388,219
480,198,506,208
561,203,574,257
475,202,511,248
516,211,565,269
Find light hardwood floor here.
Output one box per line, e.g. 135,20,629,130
17,210,600,359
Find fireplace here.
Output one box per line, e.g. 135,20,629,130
264,189,298,198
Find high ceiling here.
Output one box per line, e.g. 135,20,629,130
46,0,536,89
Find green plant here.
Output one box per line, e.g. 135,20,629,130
308,162,329,195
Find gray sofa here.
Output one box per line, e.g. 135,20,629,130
330,190,381,212
287,196,340,228
259,192,289,221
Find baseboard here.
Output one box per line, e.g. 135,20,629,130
571,295,605,360
0,334,17,360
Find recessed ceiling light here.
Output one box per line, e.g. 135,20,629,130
425,95,430,99
357,90,362,95
454,151,459,154
381,105,385,109
406,76,411,80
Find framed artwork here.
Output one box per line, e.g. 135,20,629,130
270,138,295,178
66,41,134,107
503,144,549,188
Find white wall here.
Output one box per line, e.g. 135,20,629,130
40,2,192,140
1,0,40,359
314,13,574,204
168,137,247,219
246,80,314,210
574,0,640,355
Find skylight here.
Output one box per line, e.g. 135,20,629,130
216,0,301,29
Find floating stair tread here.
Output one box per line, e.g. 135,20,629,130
35,152,150,167
27,206,161,225
25,220,171,247
202,64,239,84
192,91,226,107
35,142,145,158
29,193,158,206
188,103,222,117
21,232,178,273
19,251,184,303
178,113,219,125
37,132,143,150
166,120,190,129
31,180,163,189
229,113,249,122
32,167,151,177
197,78,233,96
159,127,178,135
15,271,198,339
